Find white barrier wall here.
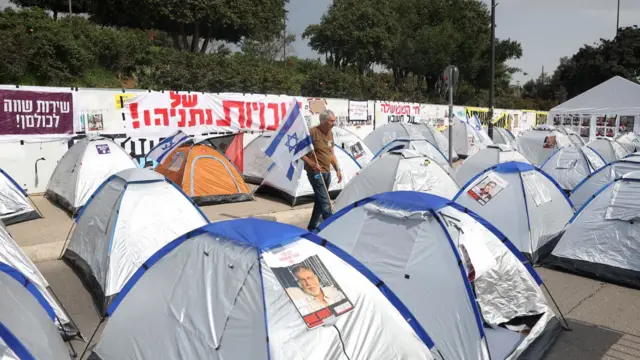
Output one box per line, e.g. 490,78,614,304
0,85,531,194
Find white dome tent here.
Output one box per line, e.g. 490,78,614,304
487,127,516,146
46,137,138,214
453,145,531,187
0,168,41,225
332,127,374,166
569,157,640,210
317,192,564,360
364,122,459,162
515,129,573,167
333,150,459,211
243,133,361,205
454,162,574,263
371,139,453,172
0,261,71,359
555,126,586,146
540,146,606,192
88,219,437,360
62,168,210,314
546,171,640,289
615,132,640,153
443,116,494,158
585,138,629,164
0,222,79,340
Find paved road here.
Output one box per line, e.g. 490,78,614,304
38,252,640,359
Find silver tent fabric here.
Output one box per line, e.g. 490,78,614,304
0,264,70,360
333,150,459,211
442,116,493,157
569,157,640,211
46,137,138,213
555,126,586,146
0,169,39,226
454,163,574,263
64,168,209,313
369,139,453,173
91,220,435,360
318,193,560,360
514,130,573,167
615,133,640,154
540,146,606,191
363,123,459,161
332,127,375,166
486,128,516,147
0,222,75,338
549,76,640,115
586,138,629,164
454,145,531,187
546,172,640,289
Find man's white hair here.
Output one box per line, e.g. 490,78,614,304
319,109,335,123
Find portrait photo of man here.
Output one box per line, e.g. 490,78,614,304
467,173,508,206
286,264,346,315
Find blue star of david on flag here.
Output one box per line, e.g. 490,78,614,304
263,99,314,181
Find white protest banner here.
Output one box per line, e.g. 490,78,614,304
122,92,303,136
348,101,368,121
375,101,423,126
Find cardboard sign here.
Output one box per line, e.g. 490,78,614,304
264,244,354,329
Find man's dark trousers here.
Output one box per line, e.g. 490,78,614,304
307,172,332,231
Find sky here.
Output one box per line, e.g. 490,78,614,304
2,0,640,84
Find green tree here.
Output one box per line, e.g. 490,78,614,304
88,0,288,53
9,0,90,19
242,31,296,62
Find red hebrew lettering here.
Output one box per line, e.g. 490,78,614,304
170,109,176,117
143,110,152,127
216,100,246,128
130,103,140,129
266,103,280,131
169,92,181,108
413,105,420,115
182,94,198,108
177,109,187,127
189,109,205,127
204,109,214,125
245,102,254,128
258,103,266,130
154,108,169,126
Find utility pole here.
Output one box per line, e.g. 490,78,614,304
68,0,72,15
488,0,496,139
616,0,620,36
283,18,287,62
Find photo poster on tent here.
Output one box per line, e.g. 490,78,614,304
166,151,185,172
543,135,557,148
349,142,365,160
95,144,111,155
521,172,552,207
467,172,508,206
263,245,354,329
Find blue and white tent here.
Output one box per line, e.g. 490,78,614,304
454,145,531,187
585,138,629,164
0,168,40,226
540,146,606,192
546,171,640,289
364,122,458,162
0,261,70,359
88,219,437,360
443,116,494,158
371,139,452,173
317,191,563,360
454,162,574,263
569,157,640,210
63,168,209,314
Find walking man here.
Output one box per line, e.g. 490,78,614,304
301,110,342,231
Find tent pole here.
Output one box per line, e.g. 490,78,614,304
80,317,106,360
48,286,86,342
55,313,77,358
541,282,572,331
28,196,44,218
58,222,75,259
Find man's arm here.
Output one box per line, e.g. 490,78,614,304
302,153,322,173
330,149,342,182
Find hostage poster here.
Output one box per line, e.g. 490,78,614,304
467,172,509,206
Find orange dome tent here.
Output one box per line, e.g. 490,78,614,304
155,143,253,205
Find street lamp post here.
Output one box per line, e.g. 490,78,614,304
616,0,620,36
488,0,496,139
68,0,72,15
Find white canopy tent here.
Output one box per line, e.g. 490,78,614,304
548,76,640,141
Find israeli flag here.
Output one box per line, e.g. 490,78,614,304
263,99,314,180
146,130,190,164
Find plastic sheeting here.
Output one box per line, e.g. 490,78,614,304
91,228,435,360
454,145,531,187
318,195,559,360
548,175,640,288
46,137,138,212
0,267,70,360
334,150,459,211
569,158,640,210
0,222,73,336
66,169,208,312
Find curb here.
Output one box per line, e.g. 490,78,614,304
26,207,312,263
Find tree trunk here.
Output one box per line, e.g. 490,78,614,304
53,11,58,20
200,28,212,53
191,22,200,52
171,33,182,51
